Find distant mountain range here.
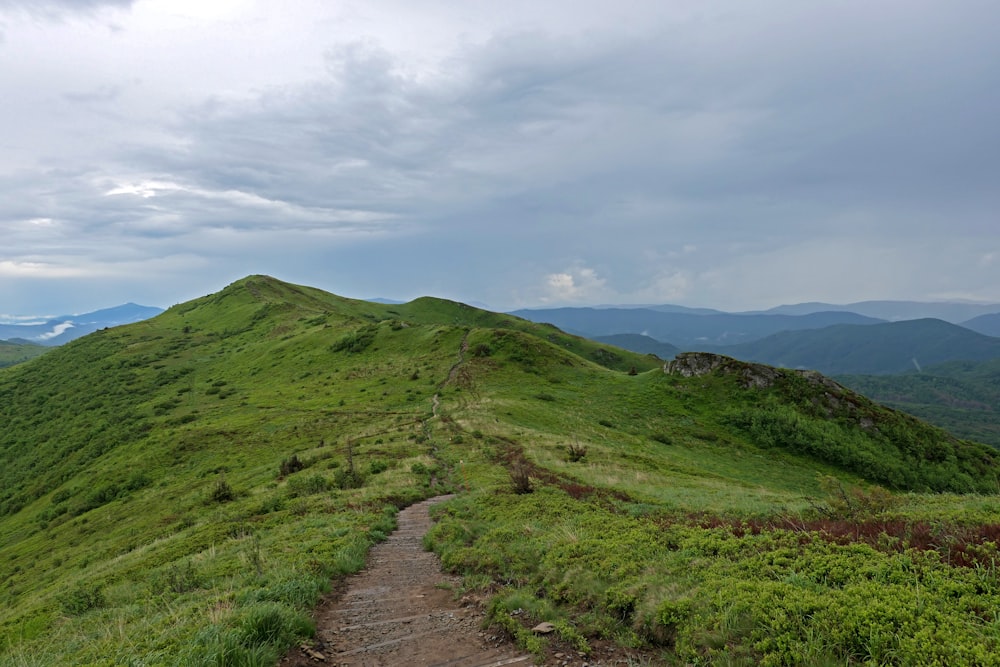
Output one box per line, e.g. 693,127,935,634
705,319,1000,375
963,313,1000,337
509,307,884,348
5,297,1000,377
511,300,1000,376
592,333,681,359
754,300,1000,323
0,303,164,346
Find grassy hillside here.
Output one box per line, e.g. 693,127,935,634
2,276,1000,665
839,358,1000,448
713,318,1000,375
0,340,47,368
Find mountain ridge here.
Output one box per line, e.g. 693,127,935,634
3,275,1000,664
509,306,884,347
0,302,164,346
708,318,1000,375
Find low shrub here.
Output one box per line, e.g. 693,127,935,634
60,583,105,615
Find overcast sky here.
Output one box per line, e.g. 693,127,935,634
2,0,999,316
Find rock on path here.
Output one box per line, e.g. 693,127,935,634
284,495,534,667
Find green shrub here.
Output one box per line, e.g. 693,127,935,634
287,473,330,497
211,477,236,503
510,464,533,494
331,326,377,354
279,454,304,477
60,583,105,615
334,468,365,490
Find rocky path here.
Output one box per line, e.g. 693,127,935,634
283,496,534,667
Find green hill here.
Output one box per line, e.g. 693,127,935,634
838,358,1000,448
2,276,1000,666
0,340,47,368
713,318,1000,375
963,313,1000,337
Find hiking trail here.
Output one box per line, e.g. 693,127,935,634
282,496,534,667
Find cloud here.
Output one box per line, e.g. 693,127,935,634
0,0,135,15
35,321,74,340
62,83,128,104
0,260,97,279
540,267,609,304
3,1,1000,314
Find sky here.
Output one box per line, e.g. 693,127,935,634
2,0,999,316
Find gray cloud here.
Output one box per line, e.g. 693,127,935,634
2,1,999,313
0,0,134,14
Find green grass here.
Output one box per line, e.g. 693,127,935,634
2,275,1000,665
0,340,47,368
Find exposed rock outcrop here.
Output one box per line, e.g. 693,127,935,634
664,352,784,388
663,352,878,427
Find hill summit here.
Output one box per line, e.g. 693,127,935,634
2,275,999,665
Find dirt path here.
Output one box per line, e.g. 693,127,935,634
282,496,534,667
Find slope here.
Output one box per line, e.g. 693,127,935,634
838,358,1000,448
0,340,47,368
1,276,998,666
963,312,1000,337
714,318,1000,375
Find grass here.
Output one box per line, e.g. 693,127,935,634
0,341,47,368
1,275,999,665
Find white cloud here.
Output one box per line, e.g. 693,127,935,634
35,321,75,340
540,267,609,303
0,261,99,278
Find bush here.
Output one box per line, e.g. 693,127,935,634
287,473,330,497
279,454,304,477
814,475,897,520
210,477,236,503
331,326,377,354
335,468,365,490
61,583,105,615
510,464,533,494
471,343,492,358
